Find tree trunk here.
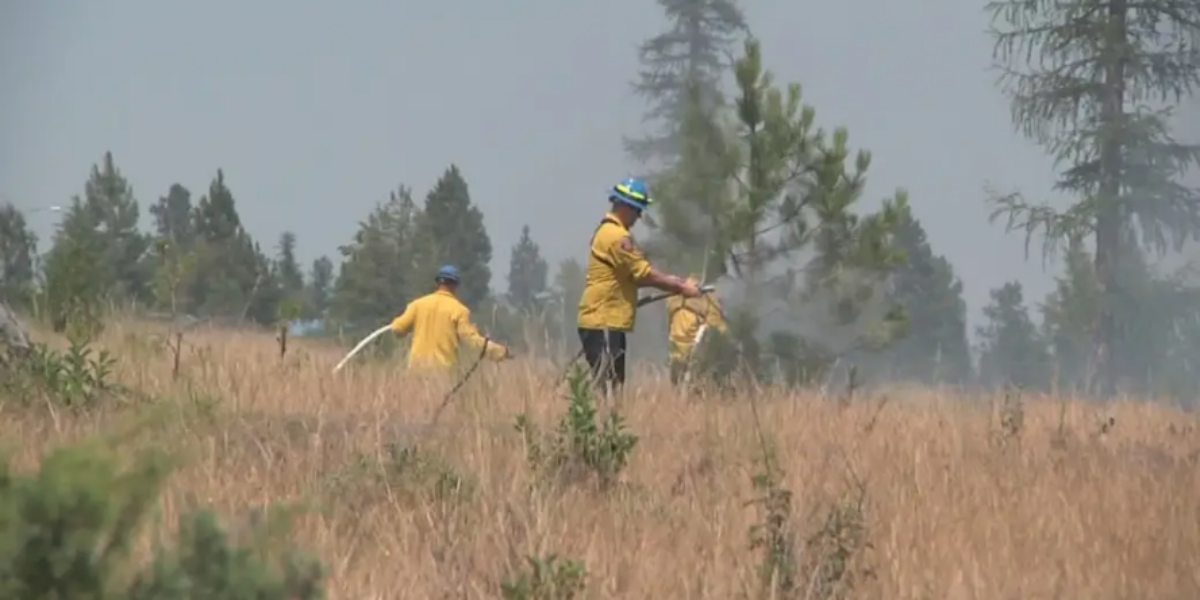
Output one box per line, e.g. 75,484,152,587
1092,0,1129,397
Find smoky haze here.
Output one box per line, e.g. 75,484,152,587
1,0,1068,339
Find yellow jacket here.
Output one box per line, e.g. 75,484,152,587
389,289,508,369
577,213,653,331
666,294,727,363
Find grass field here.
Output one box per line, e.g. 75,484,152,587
3,320,1199,599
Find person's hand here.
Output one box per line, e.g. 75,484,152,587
678,278,702,298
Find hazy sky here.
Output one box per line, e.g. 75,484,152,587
2,0,1076,335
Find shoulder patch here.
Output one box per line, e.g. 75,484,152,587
618,236,637,253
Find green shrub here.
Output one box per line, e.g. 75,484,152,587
515,363,638,490
0,434,326,600
1,340,123,408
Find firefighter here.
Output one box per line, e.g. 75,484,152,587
576,177,701,396
666,275,728,385
389,265,511,369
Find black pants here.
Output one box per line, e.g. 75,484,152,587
577,328,627,394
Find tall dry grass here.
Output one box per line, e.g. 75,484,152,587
3,319,1199,599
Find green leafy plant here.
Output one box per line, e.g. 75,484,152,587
746,437,798,598
3,340,122,408
515,363,638,490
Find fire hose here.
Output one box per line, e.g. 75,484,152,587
333,285,715,421
333,325,503,428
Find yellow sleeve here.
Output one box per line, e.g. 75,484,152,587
612,234,652,281
389,303,416,335
665,296,681,323
455,309,508,361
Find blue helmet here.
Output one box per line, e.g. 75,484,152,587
608,177,653,212
435,264,460,283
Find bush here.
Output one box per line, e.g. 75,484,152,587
515,363,638,490
0,433,326,600
1,340,124,409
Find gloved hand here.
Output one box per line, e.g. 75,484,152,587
677,278,702,298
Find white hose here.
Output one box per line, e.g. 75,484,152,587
332,324,392,373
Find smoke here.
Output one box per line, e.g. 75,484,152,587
713,264,893,358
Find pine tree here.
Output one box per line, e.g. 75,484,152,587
330,187,421,329
306,255,334,319
146,184,198,315
188,170,271,322
149,183,194,249
41,153,149,333
275,232,304,301
1040,238,1100,391
626,0,746,365
645,81,739,277
884,209,972,384
42,196,108,337
396,187,436,295
76,152,152,304
660,39,908,384
246,240,285,325
506,225,549,315
421,165,493,307
976,281,1052,390
0,204,38,307
987,0,1200,395
626,0,747,172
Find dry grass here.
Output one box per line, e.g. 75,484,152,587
3,319,1200,599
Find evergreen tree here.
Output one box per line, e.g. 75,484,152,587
421,165,493,307
626,0,747,172
660,39,908,385
188,170,273,322
506,225,549,315
976,281,1052,390
247,240,285,325
42,196,108,337
1134,264,1200,401
884,208,972,384
0,204,38,307
626,0,746,365
330,187,421,329
146,184,197,315
1096,240,1200,396
72,152,152,304
149,183,194,249
275,231,305,303
987,0,1200,395
41,153,149,332
633,78,742,365
306,255,334,319
1040,238,1100,391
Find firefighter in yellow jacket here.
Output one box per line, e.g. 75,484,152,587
389,265,511,369
666,275,727,385
577,177,701,395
